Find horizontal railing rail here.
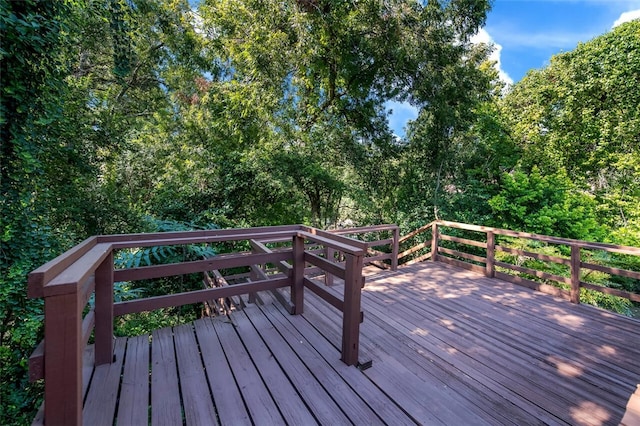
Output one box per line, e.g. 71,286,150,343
28,225,366,425
398,220,640,306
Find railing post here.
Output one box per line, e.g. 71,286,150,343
44,292,83,425
291,234,305,314
431,222,439,262
570,244,581,304
391,226,399,271
486,231,495,278
324,246,335,286
95,251,114,365
342,252,364,366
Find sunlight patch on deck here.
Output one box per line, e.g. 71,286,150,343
570,401,610,426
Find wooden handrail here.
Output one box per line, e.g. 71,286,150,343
400,220,640,306
28,224,368,425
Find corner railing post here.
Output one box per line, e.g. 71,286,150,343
486,231,495,278
95,250,114,365
391,226,399,271
291,234,305,314
570,244,581,304
431,222,439,262
342,252,364,366
44,292,83,425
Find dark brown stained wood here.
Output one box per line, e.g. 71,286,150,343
341,254,364,366
106,229,300,248
304,250,346,279
241,306,352,425
114,276,289,316
99,225,302,244
258,304,384,424
439,233,487,248
360,284,596,422
267,301,416,426
377,263,637,423
494,271,571,300
94,251,114,365
303,277,344,312
330,224,399,235
300,289,506,426
581,281,640,302
193,318,251,426
151,327,182,426
83,338,126,425
114,251,291,282
580,261,640,281
82,345,95,398
485,230,495,278
173,324,218,426
399,222,433,243
291,235,305,314
210,316,285,424
44,291,83,425
42,243,112,297
403,251,432,265
28,340,44,382
117,335,149,425
494,260,572,285
299,227,368,252
496,245,572,266
230,311,318,425
28,236,98,298
438,255,485,274
438,246,487,263
398,241,431,259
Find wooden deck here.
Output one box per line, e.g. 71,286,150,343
79,262,639,426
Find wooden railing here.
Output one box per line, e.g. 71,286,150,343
398,220,640,305
27,225,367,425
28,220,639,424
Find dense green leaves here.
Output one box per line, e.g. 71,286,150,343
2,2,640,424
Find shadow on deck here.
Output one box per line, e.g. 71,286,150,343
74,262,639,426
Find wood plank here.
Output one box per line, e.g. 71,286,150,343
117,335,150,425
301,288,525,425
83,338,126,425
241,306,352,424
257,304,382,424
367,284,626,422
193,318,251,426
151,327,182,426
173,324,218,426
368,262,636,422
268,300,417,425
229,311,318,425
211,316,285,424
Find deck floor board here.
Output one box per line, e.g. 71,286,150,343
76,262,638,426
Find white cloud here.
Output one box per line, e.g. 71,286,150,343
613,9,640,27
471,28,514,86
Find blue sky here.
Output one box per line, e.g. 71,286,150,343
388,0,640,137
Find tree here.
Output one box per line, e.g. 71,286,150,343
500,21,640,234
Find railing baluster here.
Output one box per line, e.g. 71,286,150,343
342,252,364,366
391,227,399,271
291,234,305,314
431,222,439,262
95,251,114,365
486,231,495,278
45,292,83,425
570,244,581,304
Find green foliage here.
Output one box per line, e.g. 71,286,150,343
488,167,605,240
